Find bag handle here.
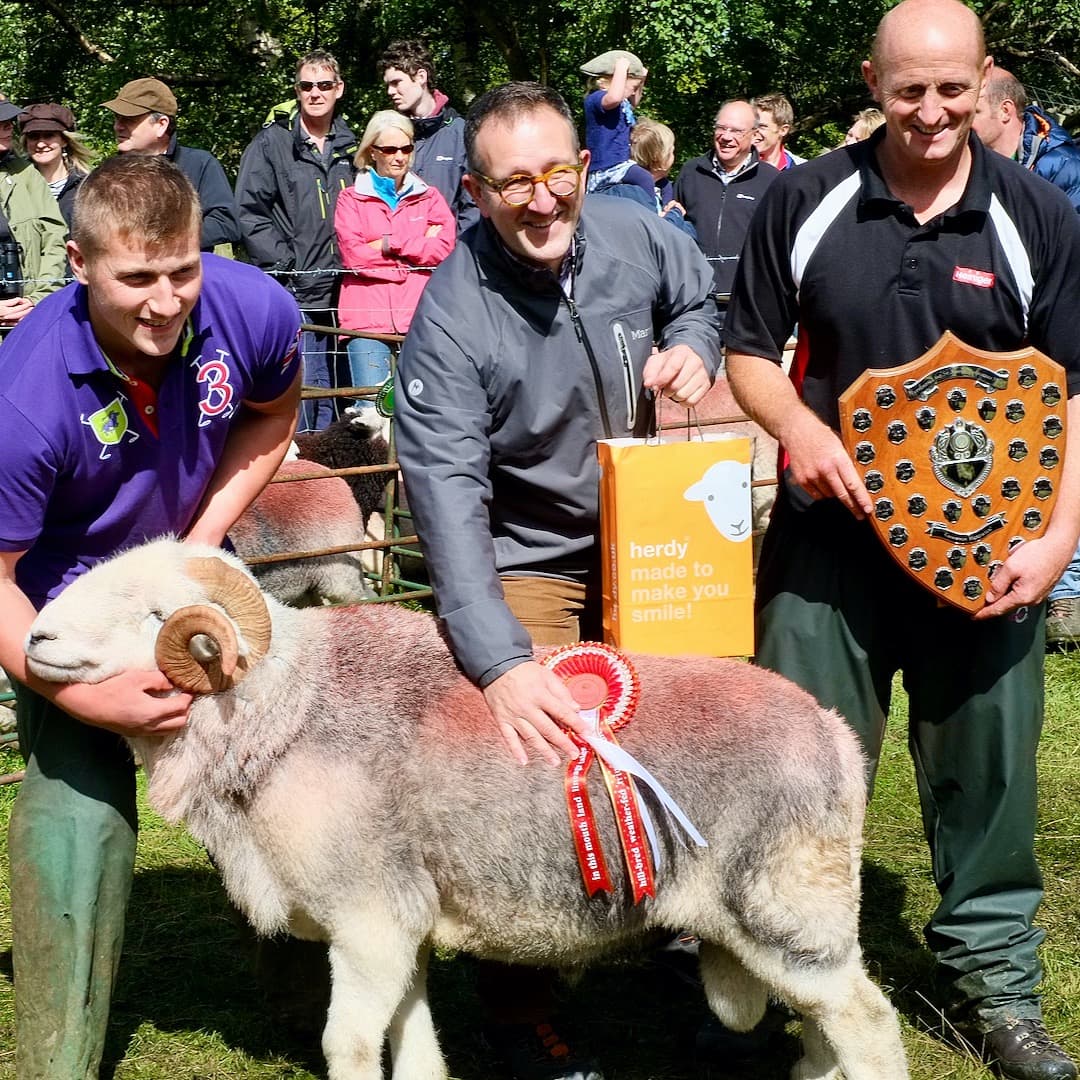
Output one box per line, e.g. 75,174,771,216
652,395,705,444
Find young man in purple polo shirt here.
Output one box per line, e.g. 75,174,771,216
0,154,302,1078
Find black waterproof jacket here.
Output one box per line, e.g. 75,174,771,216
235,104,357,307
167,136,241,251
411,98,479,232
674,149,778,298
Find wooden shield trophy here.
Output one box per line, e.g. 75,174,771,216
839,332,1066,613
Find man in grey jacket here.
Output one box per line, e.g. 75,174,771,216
395,81,720,1080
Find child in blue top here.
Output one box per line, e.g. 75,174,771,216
581,49,648,191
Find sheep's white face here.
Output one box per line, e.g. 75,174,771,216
24,540,242,686
684,460,752,543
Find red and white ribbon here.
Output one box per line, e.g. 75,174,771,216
543,643,707,903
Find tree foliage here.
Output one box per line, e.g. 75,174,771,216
0,0,1077,178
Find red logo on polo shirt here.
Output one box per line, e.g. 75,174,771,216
952,266,996,289
196,350,236,426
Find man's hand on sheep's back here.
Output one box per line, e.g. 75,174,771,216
48,670,193,736
482,661,587,766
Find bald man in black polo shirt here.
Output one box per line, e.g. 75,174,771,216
725,1,1080,1077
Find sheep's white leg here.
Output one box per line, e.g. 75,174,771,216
698,941,769,1032
790,964,908,1080
790,1017,839,1080
362,512,385,577
322,910,438,1080
388,943,447,1080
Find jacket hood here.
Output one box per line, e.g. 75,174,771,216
413,91,461,139
264,99,356,146
352,167,429,199
1020,104,1076,168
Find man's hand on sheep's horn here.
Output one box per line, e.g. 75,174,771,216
482,661,587,766
48,670,193,736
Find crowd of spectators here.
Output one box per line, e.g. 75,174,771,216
0,51,857,381
4,15,1080,1080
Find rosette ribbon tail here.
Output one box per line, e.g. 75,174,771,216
564,742,615,896
583,733,708,856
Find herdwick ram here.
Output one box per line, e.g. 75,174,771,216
24,539,909,1080
230,460,375,606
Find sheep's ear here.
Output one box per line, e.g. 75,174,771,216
684,480,707,501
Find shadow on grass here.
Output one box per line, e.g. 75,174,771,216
97,865,326,1078
861,858,961,1050
0,859,937,1080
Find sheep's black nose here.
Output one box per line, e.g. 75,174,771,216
26,631,56,648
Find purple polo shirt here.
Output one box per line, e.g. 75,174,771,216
0,254,301,608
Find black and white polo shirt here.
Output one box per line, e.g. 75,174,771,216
725,128,1080,431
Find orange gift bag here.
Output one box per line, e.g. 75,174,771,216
598,422,754,657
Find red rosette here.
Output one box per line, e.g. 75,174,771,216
542,642,640,730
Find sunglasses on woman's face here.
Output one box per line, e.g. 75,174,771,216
297,80,337,92
373,144,414,156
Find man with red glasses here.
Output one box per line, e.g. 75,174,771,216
396,81,719,1080
236,49,357,431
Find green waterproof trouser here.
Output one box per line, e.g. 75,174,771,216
8,686,137,1079
755,492,1046,1029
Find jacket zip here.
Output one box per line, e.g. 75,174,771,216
714,178,728,255
564,294,614,439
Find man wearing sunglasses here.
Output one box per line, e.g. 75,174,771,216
396,81,719,1080
236,49,358,431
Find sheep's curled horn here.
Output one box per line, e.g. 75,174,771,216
154,557,272,694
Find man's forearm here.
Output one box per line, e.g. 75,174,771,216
727,350,810,442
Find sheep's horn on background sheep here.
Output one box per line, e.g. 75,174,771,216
185,556,272,661
156,605,241,694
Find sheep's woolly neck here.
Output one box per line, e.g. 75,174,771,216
132,599,464,825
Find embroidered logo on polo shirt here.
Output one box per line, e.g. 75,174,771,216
953,266,996,289
194,348,237,427
81,397,139,460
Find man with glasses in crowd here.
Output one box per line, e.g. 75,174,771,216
395,81,720,1080
236,49,357,431
674,99,778,320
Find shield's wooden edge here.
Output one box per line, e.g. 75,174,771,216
838,332,1067,615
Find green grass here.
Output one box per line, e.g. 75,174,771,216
1,652,1080,1079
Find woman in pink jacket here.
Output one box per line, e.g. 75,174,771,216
335,110,455,416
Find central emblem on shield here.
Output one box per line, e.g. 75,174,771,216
929,418,993,496
838,332,1065,613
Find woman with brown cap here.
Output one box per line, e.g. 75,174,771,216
21,103,94,230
